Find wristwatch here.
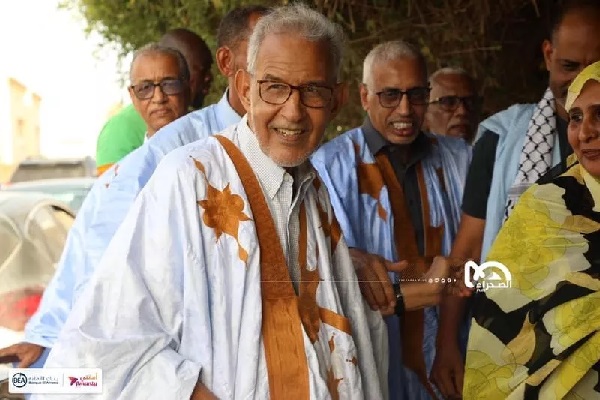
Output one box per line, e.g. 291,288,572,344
393,283,405,315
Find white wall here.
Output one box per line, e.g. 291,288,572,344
0,78,13,164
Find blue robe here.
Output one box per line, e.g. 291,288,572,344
475,104,565,260
23,92,241,359
311,127,471,400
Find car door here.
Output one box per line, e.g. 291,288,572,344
27,204,73,265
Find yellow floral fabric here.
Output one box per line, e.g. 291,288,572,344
464,162,600,399
565,60,600,111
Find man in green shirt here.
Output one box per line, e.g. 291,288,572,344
96,28,212,175
96,104,145,175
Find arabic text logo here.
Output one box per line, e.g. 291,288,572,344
68,374,99,387
464,260,511,292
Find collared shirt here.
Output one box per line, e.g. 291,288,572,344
362,117,431,255
237,119,316,291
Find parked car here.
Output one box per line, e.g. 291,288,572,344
9,157,96,183
0,193,75,394
1,178,95,213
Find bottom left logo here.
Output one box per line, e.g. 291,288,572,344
8,368,102,394
11,372,28,388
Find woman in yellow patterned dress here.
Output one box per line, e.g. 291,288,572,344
463,61,600,400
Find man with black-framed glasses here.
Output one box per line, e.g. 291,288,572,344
424,67,481,143
127,43,192,141
312,40,472,400
95,29,213,176
0,5,271,375
37,5,391,399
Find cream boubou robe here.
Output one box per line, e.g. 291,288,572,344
39,120,389,400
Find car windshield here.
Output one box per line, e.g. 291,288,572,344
51,190,88,211
0,220,19,267
0,203,72,339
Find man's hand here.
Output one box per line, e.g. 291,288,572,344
423,256,450,294
190,381,218,400
399,257,472,311
349,248,407,316
431,214,485,399
0,343,45,368
430,340,465,400
427,257,472,398
399,256,449,310
425,257,472,298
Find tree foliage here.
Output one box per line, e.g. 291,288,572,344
63,0,558,138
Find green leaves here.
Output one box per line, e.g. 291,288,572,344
65,0,555,136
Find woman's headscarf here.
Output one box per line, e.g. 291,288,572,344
565,60,600,111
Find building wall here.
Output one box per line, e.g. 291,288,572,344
0,77,41,182
0,78,10,166
8,78,41,164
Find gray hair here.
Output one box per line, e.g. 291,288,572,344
362,40,427,86
247,3,346,81
129,43,190,83
429,66,473,85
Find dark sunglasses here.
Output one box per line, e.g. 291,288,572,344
130,78,184,100
374,87,430,108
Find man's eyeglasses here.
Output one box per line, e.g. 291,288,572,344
130,78,184,100
429,95,481,112
257,80,333,109
371,87,430,108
